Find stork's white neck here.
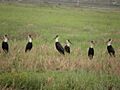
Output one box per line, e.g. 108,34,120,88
55,37,59,42
107,41,112,46
90,43,94,48
28,37,32,42
4,37,8,42
66,40,70,46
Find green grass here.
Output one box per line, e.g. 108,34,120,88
0,71,120,90
0,3,120,90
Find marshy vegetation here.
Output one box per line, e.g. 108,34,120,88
0,3,120,90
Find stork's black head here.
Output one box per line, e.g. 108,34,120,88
91,40,94,43
108,38,112,41
55,35,59,38
90,40,95,45
28,34,31,37
54,35,59,39
106,39,112,43
67,39,72,44
4,35,8,39
4,34,8,37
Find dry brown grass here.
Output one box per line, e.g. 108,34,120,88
0,44,120,76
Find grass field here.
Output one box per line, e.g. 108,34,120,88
0,3,120,90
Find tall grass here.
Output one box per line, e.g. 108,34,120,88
0,71,120,90
0,3,120,90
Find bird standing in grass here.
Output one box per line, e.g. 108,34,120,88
2,35,9,53
64,39,72,54
54,35,64,55
107,39,115,57
25,35,33,52
88,41,95,60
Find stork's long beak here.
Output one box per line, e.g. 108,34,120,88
93,42,95,45
106,40,109,44
53,37,56,40
4,35,8,39
53,35,59,40
91,40,95,45
106,39,112,44
68,40,72,44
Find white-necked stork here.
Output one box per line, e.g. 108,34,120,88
54,35,64,55
107,39,115,57
25,35,33,52
88,41,95,60
2,35,9,53
64,39,72,54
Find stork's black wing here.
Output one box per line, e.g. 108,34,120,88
88,47,94,59
64,45,70,53
55,42,64,55
107,45,115,57
2,42,9,53
25,42,33,52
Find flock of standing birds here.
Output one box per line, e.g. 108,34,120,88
1,34,115,60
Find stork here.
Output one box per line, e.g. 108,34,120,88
107,39,115,57
88,41,95,60
2,35,9,53
25,35,33,52
64,39,72,54
54,35,64,55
